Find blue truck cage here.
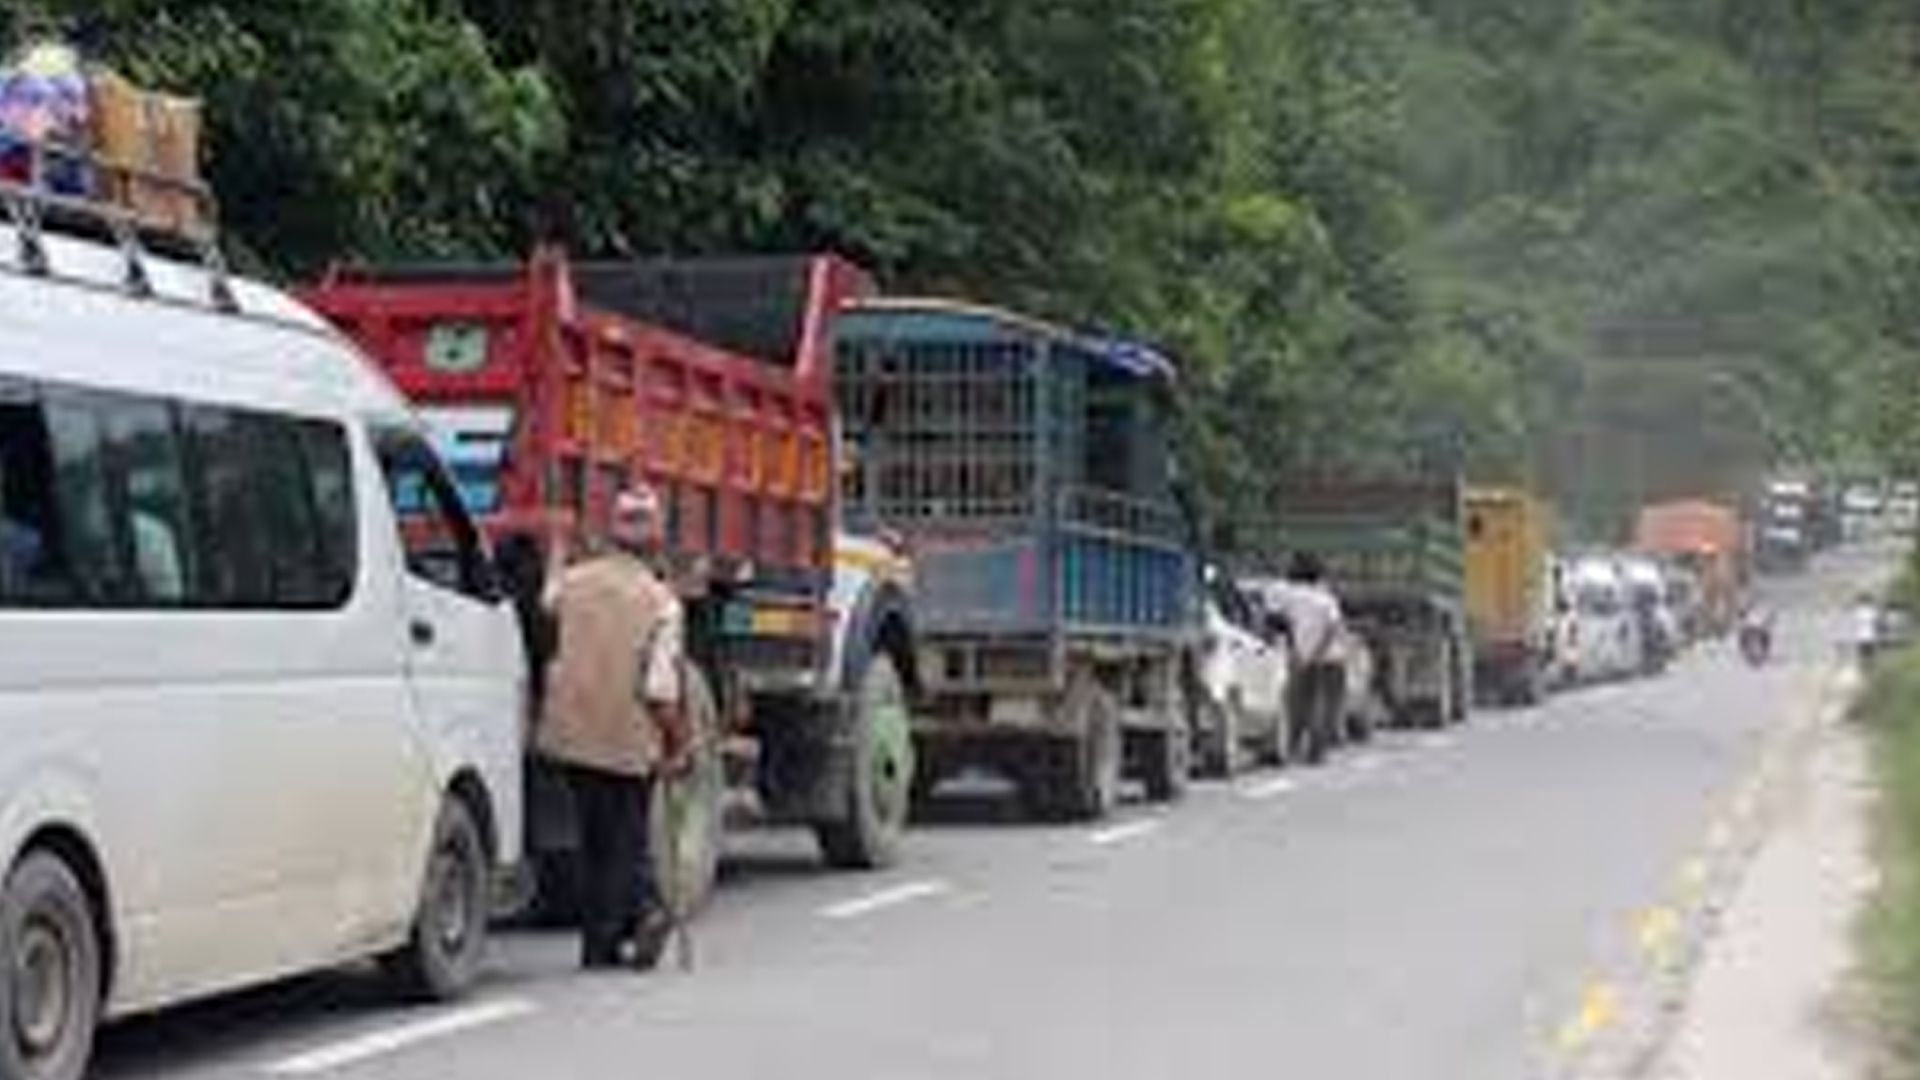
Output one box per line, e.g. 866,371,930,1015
834,298,1196,669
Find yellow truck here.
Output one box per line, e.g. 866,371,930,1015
1464,488,1554,705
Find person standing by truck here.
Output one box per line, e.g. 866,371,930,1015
537,485,692,972
1275,553,1348,766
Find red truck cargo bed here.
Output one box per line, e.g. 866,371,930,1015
303,248,872,589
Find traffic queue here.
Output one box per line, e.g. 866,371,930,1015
0,46,1817,1080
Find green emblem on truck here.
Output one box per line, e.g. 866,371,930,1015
424,322,490,374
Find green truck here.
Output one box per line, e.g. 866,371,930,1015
1241,475,1471,728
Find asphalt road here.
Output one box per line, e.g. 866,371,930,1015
92,545,1890,1080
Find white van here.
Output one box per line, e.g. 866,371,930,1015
1562,556,1644,682
0,211,523,1078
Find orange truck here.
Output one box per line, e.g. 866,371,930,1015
1633,500,1743,636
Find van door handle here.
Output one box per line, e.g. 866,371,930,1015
410,620,436,647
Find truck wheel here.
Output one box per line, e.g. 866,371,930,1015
816,652,916,870
1444,642,1469,726
1196,696,1245,779
1513,658,1546,707
1142,724,1191,803
0,851,101,1080
1032,682,1122,821
653,666,724,917
383,795,490,1001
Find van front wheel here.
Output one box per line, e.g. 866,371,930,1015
385,797,490,1001
0,852,100,1080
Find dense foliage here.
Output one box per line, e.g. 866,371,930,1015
9,0,1920,540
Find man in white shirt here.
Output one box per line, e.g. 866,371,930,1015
1270,553,1348,766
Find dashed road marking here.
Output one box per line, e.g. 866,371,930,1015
1415,733,1457,751
820,879,953,920
1554,981,1620,1054
1088,819,1162,847
1635,906,1680,961
1349,752,1387,773
263,998,536,1076
1237,775,1298,801
1678,858,1709,896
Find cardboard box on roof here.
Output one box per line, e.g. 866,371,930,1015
90,69,206,233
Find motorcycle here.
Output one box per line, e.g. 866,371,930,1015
1738,615,1773,667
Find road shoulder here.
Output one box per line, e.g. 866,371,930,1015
1648,676,1877,1080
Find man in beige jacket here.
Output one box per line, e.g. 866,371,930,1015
537,485,691,971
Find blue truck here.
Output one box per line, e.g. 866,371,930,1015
834,299,1199,820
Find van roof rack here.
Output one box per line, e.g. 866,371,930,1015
0,136,236,313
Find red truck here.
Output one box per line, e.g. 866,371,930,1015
1634,499,1744,637
304,249,919,913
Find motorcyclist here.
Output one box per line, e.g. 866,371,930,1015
1737,598,1774,664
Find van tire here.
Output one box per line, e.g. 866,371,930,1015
384,797,490,1001
816,652,915,870
0,852,100,1080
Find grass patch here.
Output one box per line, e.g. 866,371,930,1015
1856,647,1920,1076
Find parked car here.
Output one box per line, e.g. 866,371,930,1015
1561,556,1646,682
1619,556,1680,675
1191,569,1291,777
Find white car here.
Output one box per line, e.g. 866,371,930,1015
1560,557,1646,682
1192,571,1291,776
1618,556,1680,674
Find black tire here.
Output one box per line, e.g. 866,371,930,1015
816,652,916,870
1512,658,1546,707
1449,641,1471,724
383,796,491,1001
1030,681,1122,822
1141,724,1191,804
1253,703,1290,767
1345,698,1375,744
1195,696,1245,779
653,665,724,917
0,852,101,1080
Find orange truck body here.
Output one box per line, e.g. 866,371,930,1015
1633,500,1743,634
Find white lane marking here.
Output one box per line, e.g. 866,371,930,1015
1349,752,1387,773
1416,733,1456,751
820,879,953,920
1239,775,1298,801
264,998,536,1077
1088,819,1162,847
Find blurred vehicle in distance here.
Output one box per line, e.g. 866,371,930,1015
1464,487,1555,706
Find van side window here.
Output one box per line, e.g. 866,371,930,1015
0,379,64,603
298,421,359,603
0,377,356,612
377,433,494,601
184,407,357,610
42,390,127,604
105,398,193,604
182,407,276,606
